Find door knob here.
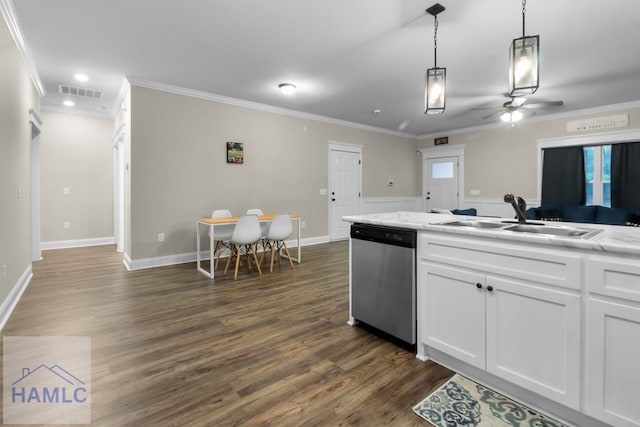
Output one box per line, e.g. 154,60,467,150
487,285,494,292
332,198,336,202
426,197,431,200
476,283,482,289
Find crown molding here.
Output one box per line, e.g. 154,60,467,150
112,77,130,115
417,99,640,140
127,77,415,139
0,0,45,97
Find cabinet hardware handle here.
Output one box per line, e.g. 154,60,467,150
476,283,482,289
487,285,494,292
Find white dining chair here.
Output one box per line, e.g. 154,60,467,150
262,212,294,272
210,209,234,270
246,208,269,252
224,214,263,280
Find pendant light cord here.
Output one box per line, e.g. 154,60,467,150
522,0,526,37
433,15,439,67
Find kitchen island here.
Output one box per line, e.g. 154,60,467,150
343,211,640,427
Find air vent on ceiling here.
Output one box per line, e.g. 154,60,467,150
58,84,103,99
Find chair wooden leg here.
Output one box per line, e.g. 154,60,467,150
214,241,224,270
282,241,294,269
259,241,270,266
233,246,242,280
223,244,235,274
244,245,253,272
270,243,276,273
250,245,262,275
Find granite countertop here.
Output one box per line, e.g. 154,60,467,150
342,211,640,257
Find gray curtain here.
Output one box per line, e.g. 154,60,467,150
541,146,585,206
611,142,640,208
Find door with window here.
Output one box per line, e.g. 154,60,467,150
425,157,459,211
329,146,361,240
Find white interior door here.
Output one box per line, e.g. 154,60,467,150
425,156,458,211
329,147,361,240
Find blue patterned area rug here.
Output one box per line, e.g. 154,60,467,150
412,374,569,427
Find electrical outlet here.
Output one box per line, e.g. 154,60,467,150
2,265,6,279
387,179,394,187
63,187,71,195
17,185,23,199
63,222,70,229
470,189,481,195
301,221,306,229
158,233,165,242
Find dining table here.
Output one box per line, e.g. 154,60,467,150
196,214,301,278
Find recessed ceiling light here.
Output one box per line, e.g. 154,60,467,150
278,83,296,95
74,73,89,82
63,100,75,107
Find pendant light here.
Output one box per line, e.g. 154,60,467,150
509,0,539,97
425,3,446,115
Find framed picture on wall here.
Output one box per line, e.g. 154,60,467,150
226,142,244,164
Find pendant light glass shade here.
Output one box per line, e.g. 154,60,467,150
425,67,446,114
424,3,446,115
508,36,539,96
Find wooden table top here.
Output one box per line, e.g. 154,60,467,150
198,214,300,225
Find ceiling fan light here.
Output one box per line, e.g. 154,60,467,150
509,35,539,97
278,83,296,95
500,110,523,123
425,67,446,114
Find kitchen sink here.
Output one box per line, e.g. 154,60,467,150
434,219,603,239
434,220,506,229
503,224,603,239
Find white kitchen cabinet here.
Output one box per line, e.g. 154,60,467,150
420,262,486,368
585,257,640,427
418,234,582,410
485,276,581,409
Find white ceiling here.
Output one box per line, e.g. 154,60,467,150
9,0,640,136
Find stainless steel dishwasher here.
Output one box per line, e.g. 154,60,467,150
350,223,416,345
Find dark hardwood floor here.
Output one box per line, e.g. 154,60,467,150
2,241,453,426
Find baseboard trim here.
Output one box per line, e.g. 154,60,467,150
124,235,331,271
0,264,33,332
41,237,116,250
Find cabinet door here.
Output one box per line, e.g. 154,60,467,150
420,262,486,369
586,299,640,427
485,276,581,409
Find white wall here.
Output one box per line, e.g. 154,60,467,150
417,105,640,214
128,85,420,260
0,15,38,314
40,111,114,245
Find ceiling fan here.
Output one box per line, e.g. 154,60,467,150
473,96,563,122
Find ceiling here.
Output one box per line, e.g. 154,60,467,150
9,0,640,137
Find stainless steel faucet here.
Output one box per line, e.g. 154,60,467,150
504,193,527,223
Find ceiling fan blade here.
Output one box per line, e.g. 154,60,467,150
481,111,502,120
472,106,504,111
523,101,564,109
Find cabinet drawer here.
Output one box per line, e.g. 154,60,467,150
586,256,640,302
419,233,581,290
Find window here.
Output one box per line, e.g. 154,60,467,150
584,145,611,206
431,161,454,179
